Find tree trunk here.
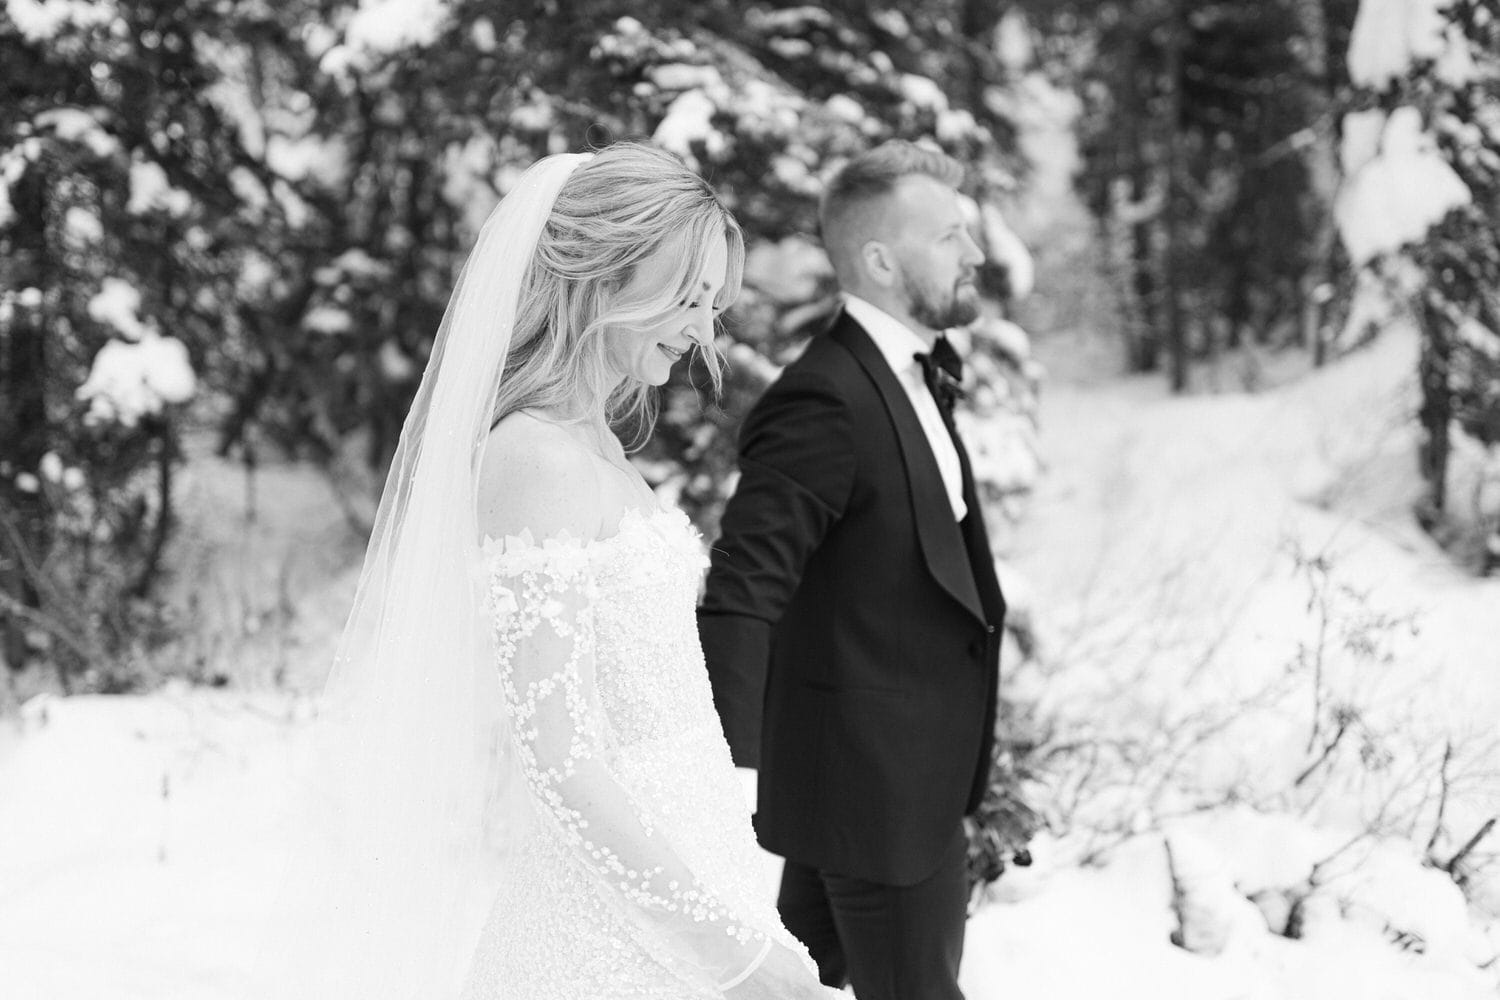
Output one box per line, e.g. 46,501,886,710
0,170,52,672
1293,0,1340,366
1163,0,1188,392
1130,166,1161,372
1417,292,1453,515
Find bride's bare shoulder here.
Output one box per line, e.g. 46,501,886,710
479,411,603,542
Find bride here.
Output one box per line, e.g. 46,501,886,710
256,143,842,1000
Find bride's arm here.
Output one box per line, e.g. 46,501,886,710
480,433,830,997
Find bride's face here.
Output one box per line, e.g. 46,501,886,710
606,231,730,387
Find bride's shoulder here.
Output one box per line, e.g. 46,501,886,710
479,412,605,543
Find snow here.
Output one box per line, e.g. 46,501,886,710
323,248,391,282
197,38,267,159
870,8,911,39
236,252,275,300
899,73,949,114
732,80,804,139
271,179,311,229
823,94,865,124
34,107,121,159
649,63,725,93
0,692,296,999
302,305,353,335
469,17,496,53
6,309,1499,997
3,0,116,44
1433,25,1480,87
39,451,63,482
0,174,15,228
767,37,813,60
994,9,1034,71
1335,107,1472,266
936,108,980,143
1347,0,1448,89
725,341,784,388
745,6,833,34
378,339,415,381
1347,0,1479,89
127,159,192,218
741,235,831,304
959,408,1041,494
771,153,817,194
36,453,86,491
75,328,197,426
88,276,150,340
979,204,1035,301
63,204,102,244
1020,320,1500,827
227,166,270,213
265,134,348,188
1340,108,1387,175
343,0,450,57
508,93,554,132
2,126,37,227
1457,316,1500,360
652,89,723,167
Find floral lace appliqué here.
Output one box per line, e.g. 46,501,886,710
465,506,789,1000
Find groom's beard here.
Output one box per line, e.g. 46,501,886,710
905,274,980,331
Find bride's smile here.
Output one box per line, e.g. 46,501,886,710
605,229,730,387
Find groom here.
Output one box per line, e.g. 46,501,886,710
698,141,1006,1000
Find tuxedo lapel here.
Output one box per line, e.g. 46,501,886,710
829,314,987,624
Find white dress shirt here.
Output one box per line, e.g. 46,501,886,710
842,295,967,522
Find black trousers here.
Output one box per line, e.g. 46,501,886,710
776,826,969,1000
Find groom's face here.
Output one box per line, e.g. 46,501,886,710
882,175,984,331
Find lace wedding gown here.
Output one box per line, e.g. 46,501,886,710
462,506,810,999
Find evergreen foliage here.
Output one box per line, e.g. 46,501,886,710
1025,0,1360,379
0,3,1041,685
0,0,290,688
1351,0,1500,569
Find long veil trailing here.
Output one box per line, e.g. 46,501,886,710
250,152,591,1000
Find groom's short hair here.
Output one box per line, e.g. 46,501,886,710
819,141,966,284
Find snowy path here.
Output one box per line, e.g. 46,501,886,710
954,325,1500,998
1014,327,1500,825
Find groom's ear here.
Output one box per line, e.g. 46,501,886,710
860,240,898,288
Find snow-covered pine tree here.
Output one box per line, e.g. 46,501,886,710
1337,0,1500,571
0,0,308,687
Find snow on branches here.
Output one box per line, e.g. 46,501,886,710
77,279,196,427
1335,107,1471,267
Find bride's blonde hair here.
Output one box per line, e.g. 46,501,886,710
493,142,744,445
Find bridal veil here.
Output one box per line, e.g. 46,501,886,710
251,152,591,1000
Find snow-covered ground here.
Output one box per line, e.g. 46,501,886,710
957,322,1500,999
2,318,1497,999
6,56,1497,994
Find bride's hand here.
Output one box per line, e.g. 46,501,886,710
722,940,835,1000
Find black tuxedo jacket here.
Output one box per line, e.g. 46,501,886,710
698,310,1006,887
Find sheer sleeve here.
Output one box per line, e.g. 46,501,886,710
483,532,774,994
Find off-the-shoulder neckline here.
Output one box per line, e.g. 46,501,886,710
481,503,685,556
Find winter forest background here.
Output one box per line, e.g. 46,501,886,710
2,0,1500,997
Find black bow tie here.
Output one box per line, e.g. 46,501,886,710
915,336,965,413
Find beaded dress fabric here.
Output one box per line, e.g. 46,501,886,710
462,505,804,999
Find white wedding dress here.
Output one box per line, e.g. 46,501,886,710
461,505,810,999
